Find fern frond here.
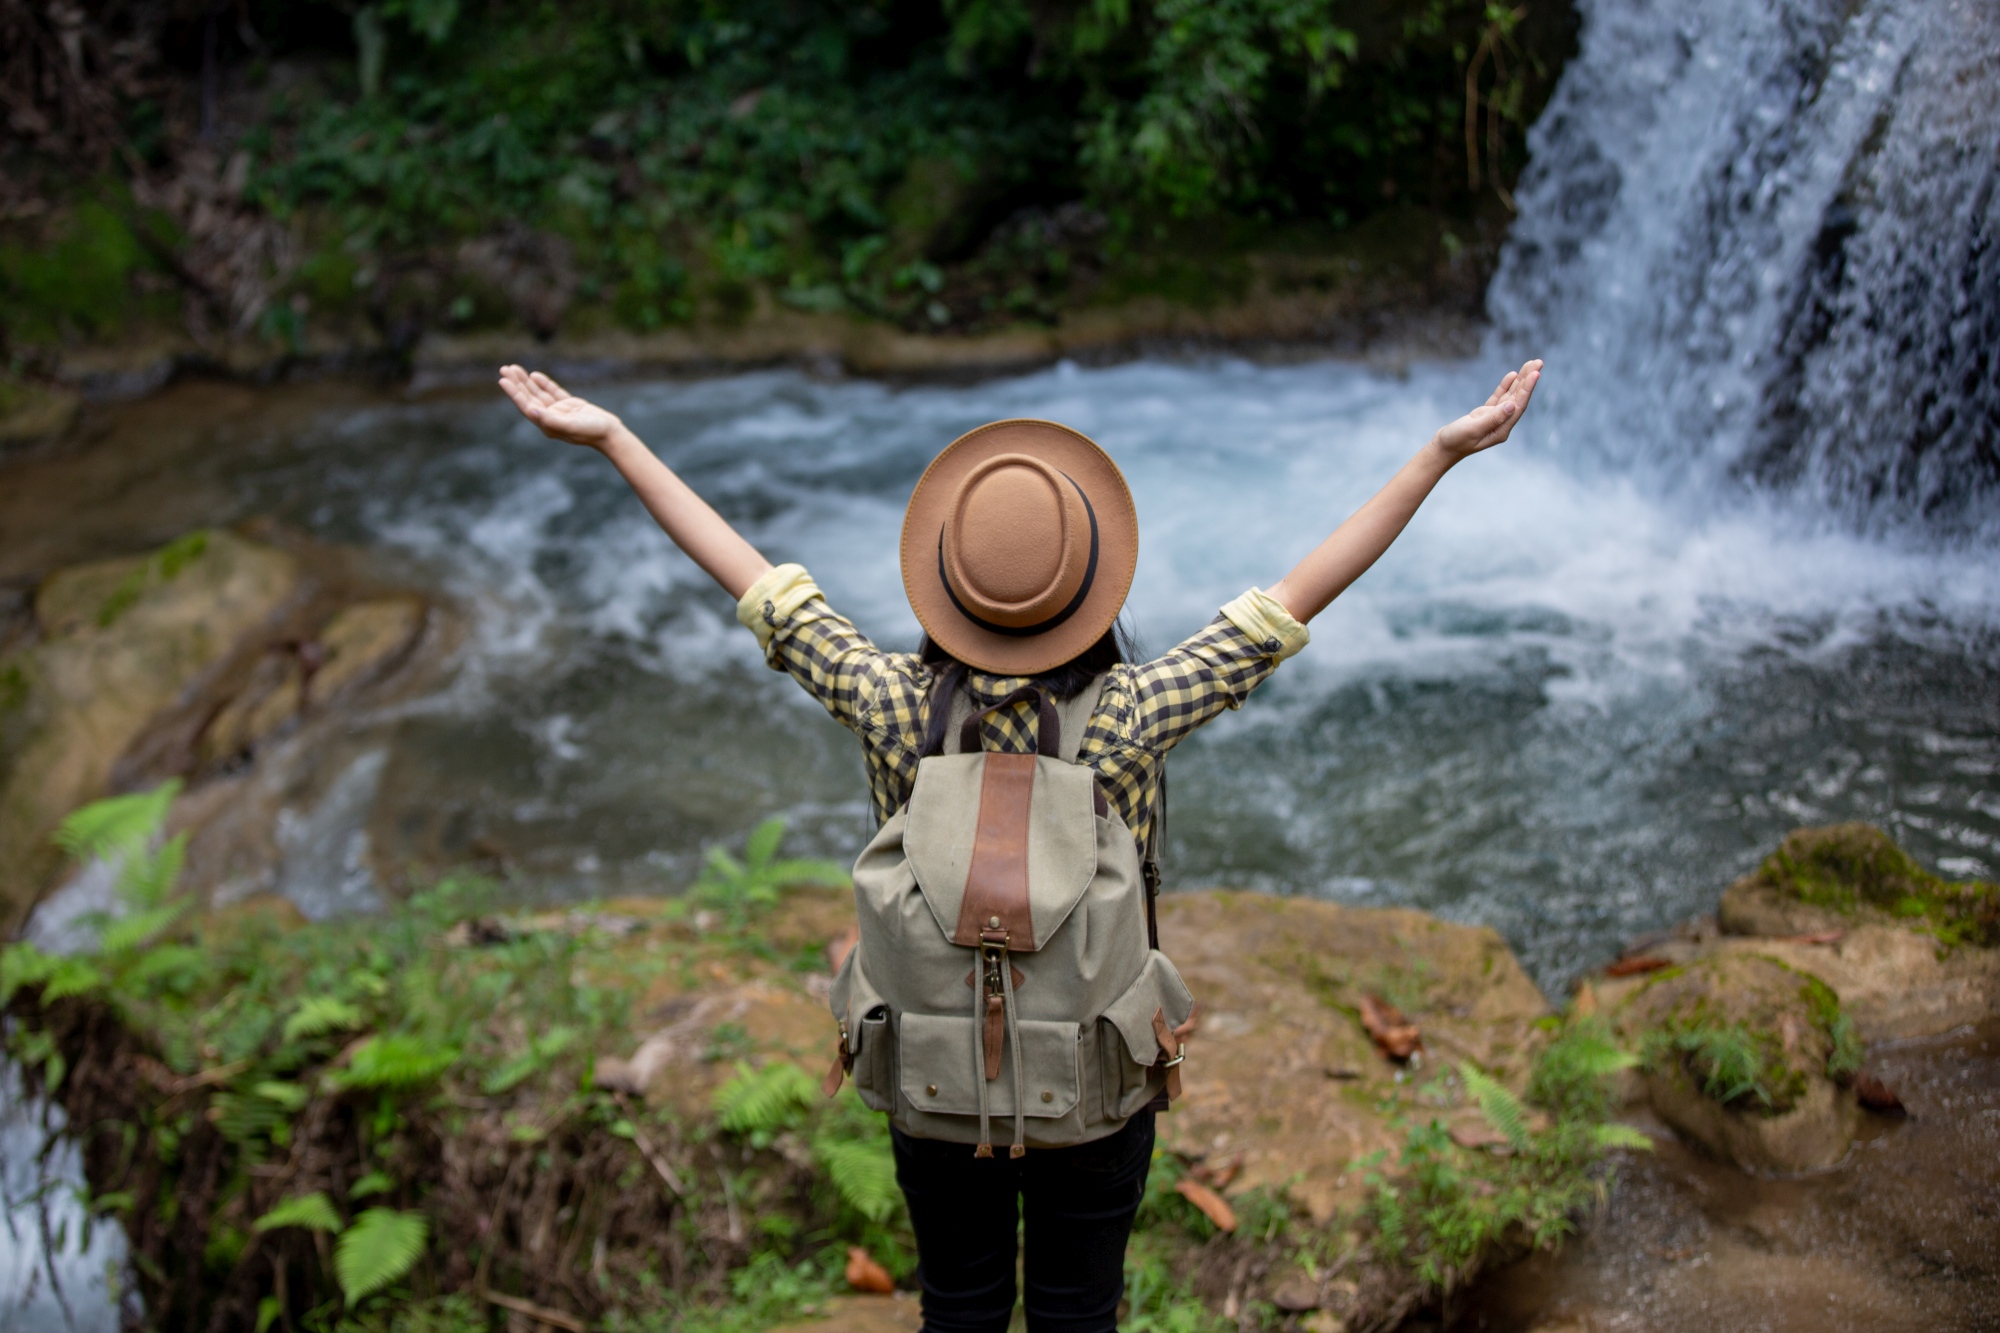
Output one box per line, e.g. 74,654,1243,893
97,899,191,953
1591,1123,1654,1152
252,1080,310,1111
0,944,62,1004
743,817,787,870
51,782,181,863
349,1171,394,1199
1552,1030,1639,1078
812,1134,900,1221
38,957,106,1003
254,1192,344,1234
116,831,188,909
1459,1064,1531,1150
714,1060,817,1136
335,1207,427,1304
339,1035,458,1090
284,996,365,1043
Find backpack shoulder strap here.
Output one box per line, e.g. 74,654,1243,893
1052,674,1108,763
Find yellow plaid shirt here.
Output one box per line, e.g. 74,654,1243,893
736,565,1309,843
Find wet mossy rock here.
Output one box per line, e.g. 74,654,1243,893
1610,954,1861,1174
1721,823,1999,949
1713,824,2000,1040
0,530,432,931
0,531,300,930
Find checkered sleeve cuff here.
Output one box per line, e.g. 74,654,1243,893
1218,587,1310,662
735,563,825,651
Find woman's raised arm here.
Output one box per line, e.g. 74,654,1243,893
498,366,774,599
1267,359,1542,624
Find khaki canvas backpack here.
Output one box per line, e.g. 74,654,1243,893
825,668,1197,1156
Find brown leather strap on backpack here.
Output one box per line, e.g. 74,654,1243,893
956,685,1061,757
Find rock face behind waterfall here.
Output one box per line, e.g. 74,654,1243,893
1491,0,2000,532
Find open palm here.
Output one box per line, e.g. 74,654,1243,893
498,364,621,448
1433,359,1543,461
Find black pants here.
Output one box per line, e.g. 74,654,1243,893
890,1111,1155,1333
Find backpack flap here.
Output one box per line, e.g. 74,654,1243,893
1102,951,1196,1067
902,753,1101,952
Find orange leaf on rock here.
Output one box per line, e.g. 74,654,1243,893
1175,1178,1237,1232
1604,955,1671,977
1359,994,1422,1061
845,1246,894,1294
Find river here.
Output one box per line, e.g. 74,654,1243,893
6,0,1997,1325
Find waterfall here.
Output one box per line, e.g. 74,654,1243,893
1490,0,1999,533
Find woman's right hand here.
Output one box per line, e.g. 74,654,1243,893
498,365,624,450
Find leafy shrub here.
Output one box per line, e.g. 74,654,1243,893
1752,823,1999,949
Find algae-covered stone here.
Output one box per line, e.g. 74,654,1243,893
0,530,301,929
1611,953,1860,1173
1721,823,1999,949
1713,824,2000,1040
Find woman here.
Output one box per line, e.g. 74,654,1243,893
498,358,1541,1332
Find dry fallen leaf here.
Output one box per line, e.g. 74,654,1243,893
1193,1152,1244,1191
1175,1178,1238,1232
1604,955,1672,977
1447,1120,1510,1150
1784,930,1846,946
1358,993,1422,1061
1855,1072,1905,1115
845,1245,894,1293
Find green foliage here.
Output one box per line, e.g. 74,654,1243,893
479,1023,579,1094
689,818,849,929
285,996,367,1043
714,1059,819,1142
1366,1022,1647,1294
1458,1063,1528,1150
334,1207,429,1304
1753,823,1999,949
1643,1021,1796,1113
0,196,162,344
1526,1018,1639,1122
339,1034,460,1089
51,780,182,866
254,1191,345,1233
811,1132,900,1223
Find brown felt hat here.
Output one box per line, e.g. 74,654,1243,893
901,419,1138,675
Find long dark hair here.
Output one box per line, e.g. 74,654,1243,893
919,616,1139,701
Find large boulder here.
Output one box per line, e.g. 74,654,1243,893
1607,953,1861,1174
0,530,301,929
2,529,434,930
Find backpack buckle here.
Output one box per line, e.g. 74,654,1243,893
1161,1043,1186,1070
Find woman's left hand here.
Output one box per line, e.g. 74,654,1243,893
1431,359,1543,463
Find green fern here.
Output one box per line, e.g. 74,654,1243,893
51,782,180,863
114,830,188,910
690,818,850,927
97,897,191,953
480,1023,579,1095
1590,1123,1655,1152
335,1207,428,1304
252,1080,310,1111
811,1133,900,1221
349,1171,394,1199
253,1192,344,1234
0,944,64,1004
284,996,365,1043
1459,1064,1531,1150
37,956,107,1003
1527,1018,1640,1120
714,1060,818,1143
338,1035,458,1090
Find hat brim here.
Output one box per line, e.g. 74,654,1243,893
901,419,1137,676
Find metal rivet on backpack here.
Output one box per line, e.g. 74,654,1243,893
926,1084,938,1097
988,915,1000,928
1040,1090,1053,1103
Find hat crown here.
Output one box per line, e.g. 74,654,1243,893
941,454,1089,629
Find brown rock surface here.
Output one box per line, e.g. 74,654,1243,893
0,529,301,928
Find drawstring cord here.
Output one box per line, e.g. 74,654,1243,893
1000,951,1025,1158
974,948,994,1157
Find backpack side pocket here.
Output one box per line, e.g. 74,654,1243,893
852,1006,894,1112
1097,950,1196,1121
